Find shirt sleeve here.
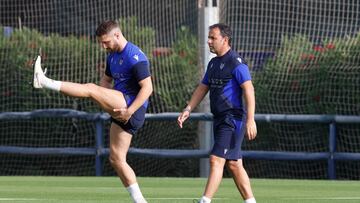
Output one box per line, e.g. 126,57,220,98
132,61,151,82
201,71,209,85
105,56,112,77
233,63,252,85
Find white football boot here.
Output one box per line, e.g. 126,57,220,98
32,55,45,88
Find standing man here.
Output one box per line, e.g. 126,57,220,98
33,20,152,203
177,23,257,203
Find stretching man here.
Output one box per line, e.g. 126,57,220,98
177,23,257,203
33,20,152,203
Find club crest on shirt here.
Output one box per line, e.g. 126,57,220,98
133,55,139,61
119,58,123,65
220,63,225,70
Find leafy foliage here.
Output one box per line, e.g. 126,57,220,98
150,26,199,112
0,27,103,111
0,18,198,113
254,34,360,115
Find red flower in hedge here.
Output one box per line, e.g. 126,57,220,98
301,53,315,61
326,43,335,50
308,54,315,60
313,45,325,52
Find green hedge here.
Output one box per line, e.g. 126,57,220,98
254,34,360,115
0,18,198,113
0,26,103,112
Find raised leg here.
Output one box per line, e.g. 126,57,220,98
60,82,127,117
33,55,126,117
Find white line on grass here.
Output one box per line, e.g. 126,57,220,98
147,197,229,200
0,198,40,201
0,197,230,201
283,197,360,200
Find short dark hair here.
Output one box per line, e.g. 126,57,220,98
95,20,119,37
209,23,232,45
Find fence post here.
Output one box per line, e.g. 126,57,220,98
328,122,336,179
198,0,219,178
95,119,104,176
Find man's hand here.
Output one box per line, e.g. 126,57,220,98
177,108,190,128
113,108,133,123
246,119,257,140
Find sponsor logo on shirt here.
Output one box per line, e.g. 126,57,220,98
237,57,242,63
209,78,230,88
112,73,126,81
113,73,120,79
133,55,139,61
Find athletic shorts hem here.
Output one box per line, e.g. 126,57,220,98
111,106,146,135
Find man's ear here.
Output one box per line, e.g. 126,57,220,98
113,31,120,39
223,36,229,45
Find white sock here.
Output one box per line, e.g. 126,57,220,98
244,197,256,203
199,196,211,203
39,74,61,92
126,183,147,203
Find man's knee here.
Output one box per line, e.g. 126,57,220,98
80,83,99,97
209,155,225,168
109,155,127,169
85,83,98,92
226,160,243,172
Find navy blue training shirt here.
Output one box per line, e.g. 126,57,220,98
201,49,251,118
105,42,150,107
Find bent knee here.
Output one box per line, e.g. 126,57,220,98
85,83,99,91
109,155,127,167
83,83,99,96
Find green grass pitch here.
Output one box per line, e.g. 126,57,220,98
0,176,359,203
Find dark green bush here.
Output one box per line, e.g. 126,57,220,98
0,26,103,112
150,26,199,112
254,34,360,115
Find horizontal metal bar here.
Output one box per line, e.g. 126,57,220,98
1,109,359,123
3,145,359,161
0,146,96,155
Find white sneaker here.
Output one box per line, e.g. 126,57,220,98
32,55,44,88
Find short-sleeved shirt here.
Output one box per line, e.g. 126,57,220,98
105,42,150,108
201,49,251,118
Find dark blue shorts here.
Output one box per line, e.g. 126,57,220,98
111,106,146,135
211,116,245,160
